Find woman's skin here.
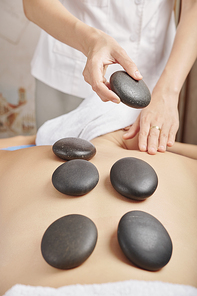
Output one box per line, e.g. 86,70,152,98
0,130,197,295
0,135,36,149
22,0,197,153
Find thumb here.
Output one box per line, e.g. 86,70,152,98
123,116,140,140
113,48,143,81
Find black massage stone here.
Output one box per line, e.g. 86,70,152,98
110,71,151,108
118,211,173,271
52,159,99,196
52,137,96,161
41,214,98,269
110,157,158,201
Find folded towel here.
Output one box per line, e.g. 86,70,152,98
36,93,141,145
4,280,197,296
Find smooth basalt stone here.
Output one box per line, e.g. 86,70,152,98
110,71,151,108
41,214,98,269
118,211,173,271
110,157,158,201
52,159,99,196
52,137,96,161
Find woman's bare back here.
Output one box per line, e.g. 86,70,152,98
0,131,197,294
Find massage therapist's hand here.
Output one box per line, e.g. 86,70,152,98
122,0,197,155
123,85,179,155
23,0,142,103
82,29,143,103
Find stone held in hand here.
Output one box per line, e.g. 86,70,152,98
110,70,151,108
41,214,98,269
118,210,173,271
110,157,158,201
52,159,99,196
52,137,96,161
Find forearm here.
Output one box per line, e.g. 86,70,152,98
155,0,197,96
167,142,197,160
124,1,197,154
22,0,96,56
23,0,142,103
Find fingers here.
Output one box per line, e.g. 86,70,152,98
167,122,179,147
123,116,140,139
91,78,120,103
123,115,162,154
138,123,151,152
113,48,143,81
157,125,170,152
138,123,178,155
134,92,179,154
127,108,179,154
145,125,162,155
83,40,142,103
83,58,120,103
123,110,179,155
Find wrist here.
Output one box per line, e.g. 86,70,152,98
153,70,181,104
158,69,181,94
152,81,180,108
74,21,100,57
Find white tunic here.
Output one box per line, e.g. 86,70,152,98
35,0,176,145
31,0,176,96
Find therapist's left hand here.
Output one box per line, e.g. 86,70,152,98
123,86,179,154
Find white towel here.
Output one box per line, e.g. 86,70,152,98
4,280,197,296
36,93,141,145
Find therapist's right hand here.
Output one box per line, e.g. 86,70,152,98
82,29,143,103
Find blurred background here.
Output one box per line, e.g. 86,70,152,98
174,0,197,144
0,0,39,138
0,0,196,144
